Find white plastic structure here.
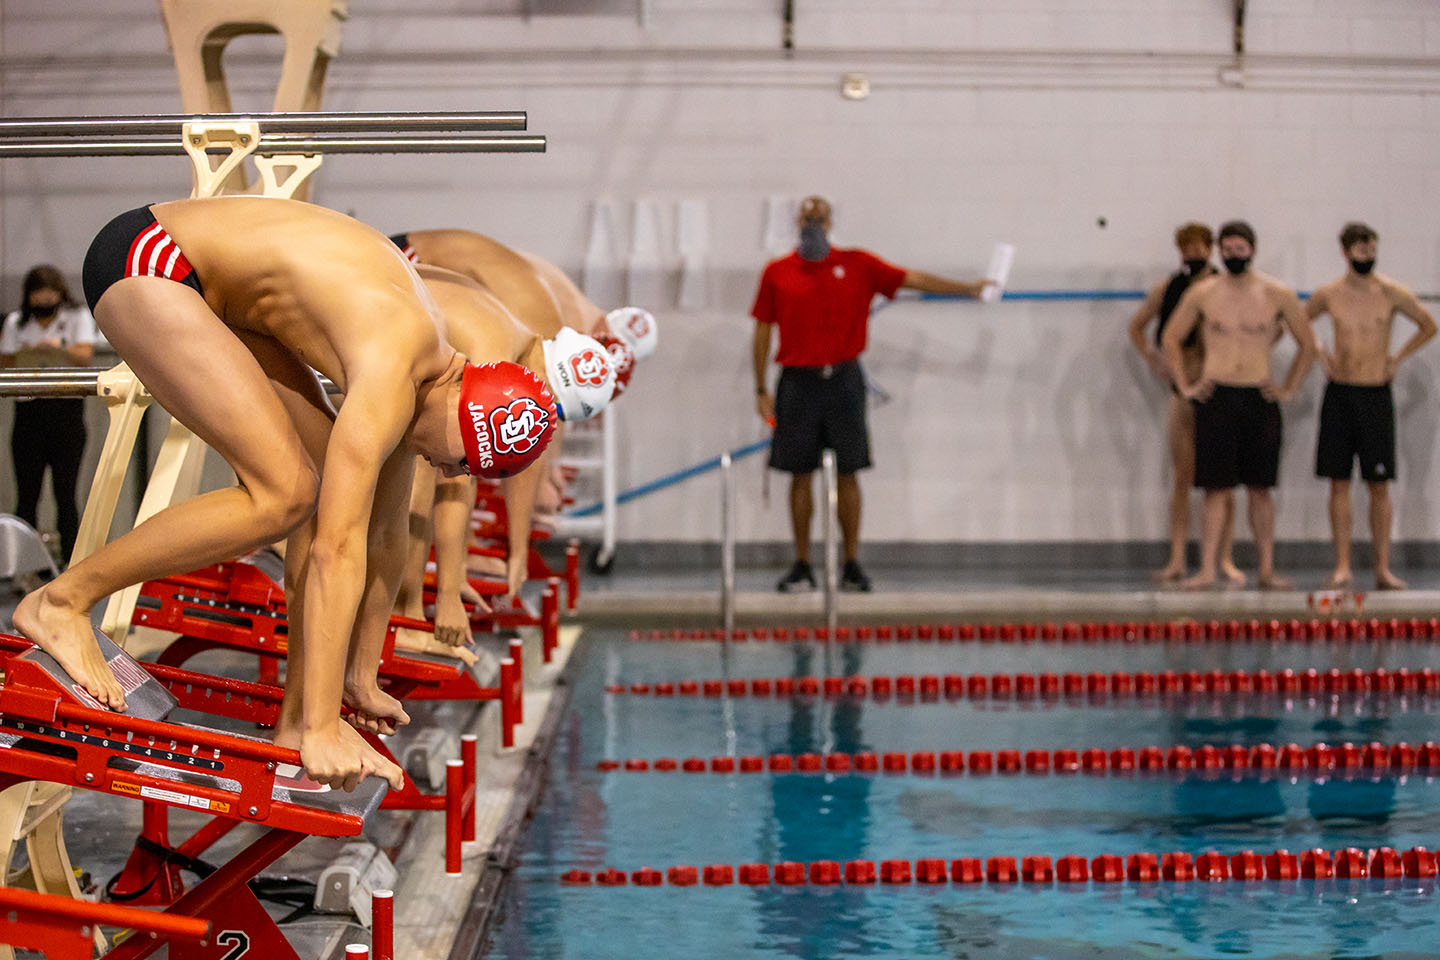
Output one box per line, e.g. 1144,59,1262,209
0,515,59,583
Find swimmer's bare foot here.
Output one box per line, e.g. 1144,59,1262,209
342,680,410,737
1151,563,1186,584
13,585,126,709
1179,571,1217,591
1375,570,1408,591
1326,569,1353,589
1221,562,1247,587
392,627,480,665
1257,574,1294,591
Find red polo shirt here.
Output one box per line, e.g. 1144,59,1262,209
751,248,907,367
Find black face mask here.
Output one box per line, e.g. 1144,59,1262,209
27,303,58,320
798,221,830,262
1183,258,1209,276
1349,258,1375,276
1222,256,1251,276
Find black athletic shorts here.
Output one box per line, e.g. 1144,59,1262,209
1315,381,1396,483
82,205,204,313
768,359,871,475
1192,385,1282,490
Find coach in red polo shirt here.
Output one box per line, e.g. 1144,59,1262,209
753,196,989,592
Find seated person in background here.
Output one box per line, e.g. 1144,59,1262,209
1127,223,1243,585
1163,220,1315,592
14,197,556,791
395,265,615,650
1,265,97,565
1308,222,1435,590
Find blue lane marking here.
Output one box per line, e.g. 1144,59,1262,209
564,438,771,518
562,284,1311,517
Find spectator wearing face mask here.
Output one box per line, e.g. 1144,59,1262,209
1306,222,1436,591
750,195,989,594
1,265,97,564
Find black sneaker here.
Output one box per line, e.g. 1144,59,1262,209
840,560,872,593
776,560,816,593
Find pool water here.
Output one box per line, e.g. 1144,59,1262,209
486,630,1440,959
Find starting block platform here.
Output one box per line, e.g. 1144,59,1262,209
131,560,525,744
0,628,386,960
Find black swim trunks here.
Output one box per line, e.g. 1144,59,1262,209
81,205,205,313
389,233,420,264
768,359,871,475
1192,385,1282,490
1155,268,1203,350
1315,381,1396,483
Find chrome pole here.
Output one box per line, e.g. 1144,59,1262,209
0,111,529,136
0,135,546,158
0,368,341,398
720,452,735,634
821,449,838,632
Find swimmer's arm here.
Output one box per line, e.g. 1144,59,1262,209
303,374,414,732
499,453,546,598
1127,281,1165,359
1386,282,1437,368
1161,288,1205,394
1275,290,1317,401
1305,287,1335,375
901,271,987,299
432,473,481,629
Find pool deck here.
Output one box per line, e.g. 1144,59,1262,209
2,561,1436,960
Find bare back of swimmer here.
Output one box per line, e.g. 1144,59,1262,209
395,229,566,337
14,197,555,791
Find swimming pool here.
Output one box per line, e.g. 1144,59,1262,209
486,626,1440,959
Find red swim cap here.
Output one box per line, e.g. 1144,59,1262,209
457,361,557,478
595,332,635,399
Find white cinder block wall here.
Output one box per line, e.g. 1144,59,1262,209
2,0,1439,545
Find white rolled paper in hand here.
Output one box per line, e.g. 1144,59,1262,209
981,242,1015,303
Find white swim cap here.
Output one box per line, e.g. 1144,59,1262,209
604,307,658,361
542,327,616,421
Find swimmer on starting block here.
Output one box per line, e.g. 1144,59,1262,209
391,229,657,515
397,265,615,646
14,197,557,789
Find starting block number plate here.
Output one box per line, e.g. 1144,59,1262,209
0,717,224,772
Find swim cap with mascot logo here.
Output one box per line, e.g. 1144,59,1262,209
542,327,616,421
595,332,635,399
457,361,557,479
604,307,658,360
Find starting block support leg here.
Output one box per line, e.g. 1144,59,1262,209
108,803,184,906
460,734,477,843
371,890,394,960
109,827,306,960
542,579,560,663
565,539,580,612
444,761,464,877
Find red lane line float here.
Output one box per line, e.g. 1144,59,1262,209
595,740,1439,778
627,614,1436,645
561,847,1436,886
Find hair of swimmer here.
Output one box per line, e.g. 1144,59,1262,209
1173,222,1213,250
1339,221,1377,250
797,195,832,228
1216,220,1256,249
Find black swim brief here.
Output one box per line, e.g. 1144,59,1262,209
1192,385,1282,490
389,233,420,264
81,205,205,313
1315,381,1396,483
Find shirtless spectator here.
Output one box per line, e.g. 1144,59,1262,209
1128,222,1242,585
1308,222,1435,590
13,198,557,790
1163,220,1315,590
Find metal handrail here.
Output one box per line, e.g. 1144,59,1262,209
0,135,545,158
0,367,339,399
0,111,527,135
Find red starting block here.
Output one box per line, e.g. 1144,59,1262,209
0,886,208,960
130,560,523,744
0,629,386,960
